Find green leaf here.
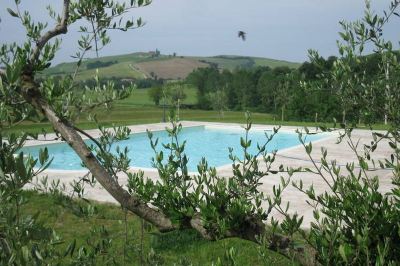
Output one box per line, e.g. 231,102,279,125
359,158,368,170
240,137,246,148
7,8,19,18
305,142,312,154
389,141,397,149
16,154,27,179
34,249,43,260
22,246,30,262
339,245,348,263
39,148,49,165
339,32,349,41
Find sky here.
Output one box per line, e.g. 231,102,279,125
0,0,399,64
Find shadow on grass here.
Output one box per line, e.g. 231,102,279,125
150,229,206,252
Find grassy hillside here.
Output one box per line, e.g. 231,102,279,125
44,52,301,81
191,55,300,70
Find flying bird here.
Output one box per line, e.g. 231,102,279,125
238,31,246,41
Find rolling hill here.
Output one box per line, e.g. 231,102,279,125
44,52,301,81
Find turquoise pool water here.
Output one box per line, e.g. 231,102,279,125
21,126,325,171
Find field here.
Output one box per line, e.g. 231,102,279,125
43,52,301,81
135,58,209,79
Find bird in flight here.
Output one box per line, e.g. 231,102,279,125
238,31,246,41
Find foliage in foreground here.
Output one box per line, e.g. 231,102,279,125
0,133,290,265
273,1,400,264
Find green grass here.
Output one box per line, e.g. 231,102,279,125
20,191,290,265
74,62,144,81
5,102,388,135
6,103,328,135
253,57,301,69
190,56,254,70
44,52,169,78
192,55,301,70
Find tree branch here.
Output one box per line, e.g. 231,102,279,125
16,0,177,233
19,75,175,232
30,0,70,64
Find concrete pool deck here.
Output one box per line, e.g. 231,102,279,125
25,121,394,228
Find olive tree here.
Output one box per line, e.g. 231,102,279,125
275,1,400,264
166,82,187,120
0,0,292,258
207,88,228,118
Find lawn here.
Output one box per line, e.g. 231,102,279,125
20,191,291,265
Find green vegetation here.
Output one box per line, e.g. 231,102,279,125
187,52,397,125
253,57,300,68
191,55,300,70
15,190,290,265
44,52,171,81
5,87,388,135
76,62,144,80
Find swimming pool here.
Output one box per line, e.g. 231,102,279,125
21,126,326,171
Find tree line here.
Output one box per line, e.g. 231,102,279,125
86,60,118,70
187,52,390,124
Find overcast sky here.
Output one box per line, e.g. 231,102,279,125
0,0,399,64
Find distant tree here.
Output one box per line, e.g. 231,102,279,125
257,69,278,113
168,83,186,104
325,55,337,69
149,71,158,80
207,89,228,118
167,83,187,120
275,73,296,121
276,83,287,121
298,61,320,80
86,60,117,70
148,86,163,105
231,70,258,109
187,67,220,109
